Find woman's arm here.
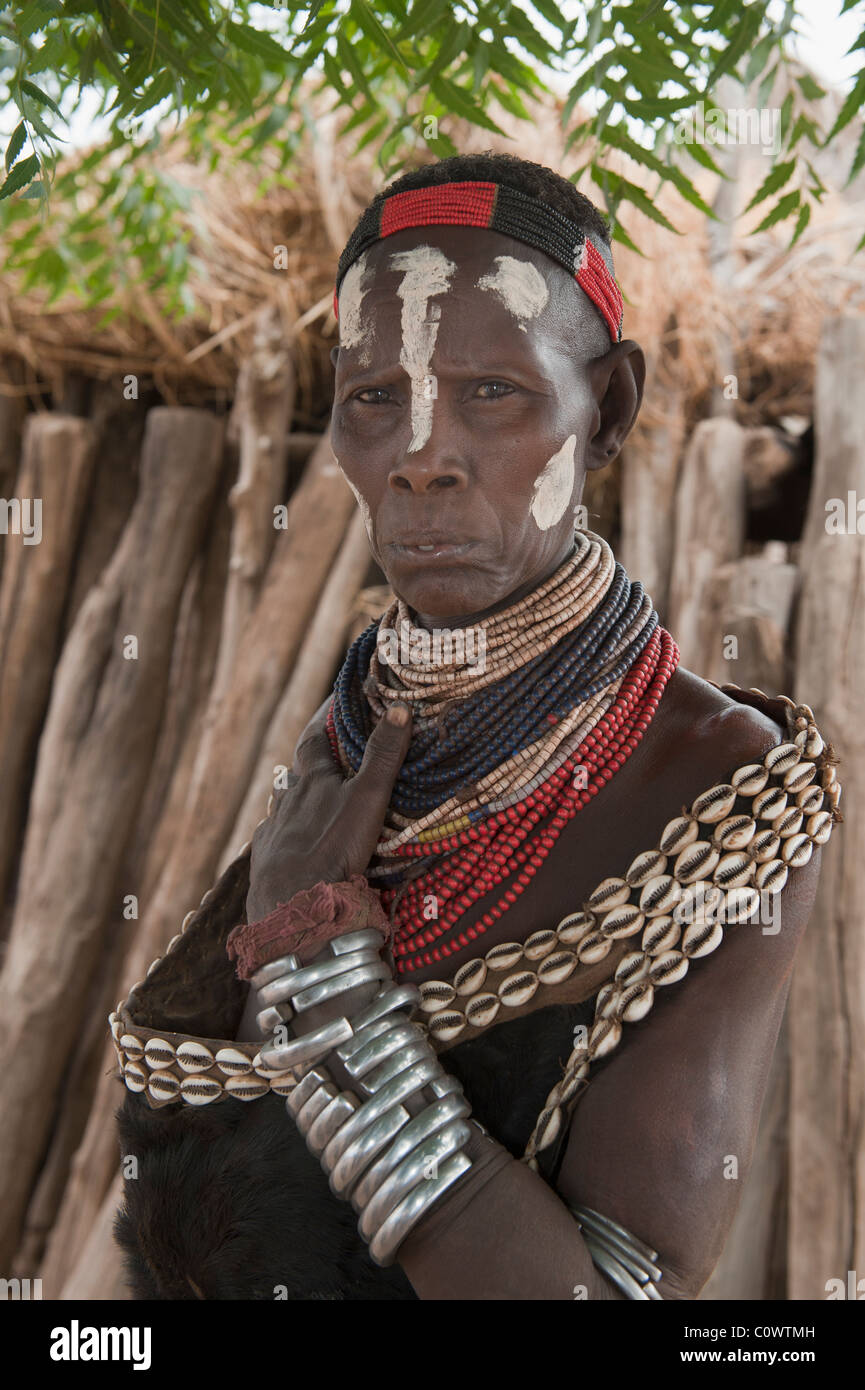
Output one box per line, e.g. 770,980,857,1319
392,846,822,1300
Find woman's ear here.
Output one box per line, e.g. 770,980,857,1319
330,345,340,369
584,339,646,470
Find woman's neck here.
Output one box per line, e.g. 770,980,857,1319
408,535,579,633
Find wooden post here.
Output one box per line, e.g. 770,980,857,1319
0,415,96,919
0,407,224,1269
211,306,295,702
699,543,798,692
619,377,686,622
223,507,373,868
667,417,747,672
788,315,864,1298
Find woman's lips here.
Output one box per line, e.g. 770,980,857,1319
389,540,479,562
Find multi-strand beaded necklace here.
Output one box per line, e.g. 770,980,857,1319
327,530,679,974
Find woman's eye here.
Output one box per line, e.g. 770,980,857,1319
354,387,392,404
475,381,514,399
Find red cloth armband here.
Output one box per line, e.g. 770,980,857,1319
225,875,392,981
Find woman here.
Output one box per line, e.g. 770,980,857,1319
112,153,842,1300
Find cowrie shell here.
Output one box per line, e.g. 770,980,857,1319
537,950,578,985
822,763,838,788
522,929,558,961
755,859,788,894
764,742,800,775
659,815,698,855
145,957,162,978
795,785,824,814
577,932,611,964
556,911,595,945
781,833,813,868
723,886,761,922
676,881,724,924
427,1010,467,1042
589,1017,622,1059
712,852,754,888
783,760,816,793
750,828,781,862
620,981,654,1022
120,1034,144,1062
692,784,737,824
682,919,724,958
147,1071,180,1102
215,1047,254,1076
419,981,456,1012
144,1038,176,1070
556,1066,589,1105
753,786,787,821
599,904,644,939
225,1075,270,1101
176,1041,215,1074
465,993,501,1028
586,877,631,911
596,982,619,1017
639,875,682,916
180,1076,223,1105
649,950,689,986
713,815,756,851
181,910,196,931
483,942,523,972
266,1072,298,1096
641,915,680,955
674,840,720,883
731,763,769,796
626,849,667,886
775,807,804,838
497,970,539,1007
804,730,824,758
110,1017,124,1043
614,951,650,986
806,810,833,844
454,958,487,995
123,1062,147,1092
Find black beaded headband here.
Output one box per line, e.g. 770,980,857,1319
333,179,623,343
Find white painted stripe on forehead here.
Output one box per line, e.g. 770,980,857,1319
476,255,549,330
338,252,373,363
389,245,456,454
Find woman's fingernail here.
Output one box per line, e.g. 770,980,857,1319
386,703,410,727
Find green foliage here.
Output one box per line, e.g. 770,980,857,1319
1,0,863,312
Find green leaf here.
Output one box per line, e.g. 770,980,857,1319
225,20,288,64
788,200,811,246
18,78,65,121
336,31,375,103
706,5,765,86
797,73,826,101
825,68,865,142
609,217,645,257
847,122,865,187
756,60,778,108
682,137,727,178
742,157,795,212
743,30,775,87
5,122,27,173
429,75,507,135
752,189,800,232
0,153,40,199
349,0,409,74
592,166,681,234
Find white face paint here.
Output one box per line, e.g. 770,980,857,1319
476,255,548,331
335,457,374,538
389,245,456,453
531,435,577,531
338,253,374,364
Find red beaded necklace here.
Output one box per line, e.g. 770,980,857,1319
329,624,679,974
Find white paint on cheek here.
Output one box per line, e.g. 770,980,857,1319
338,254,373,364
338,465,373,537
389,245,456,453
476,256,549,332
531,435,577,531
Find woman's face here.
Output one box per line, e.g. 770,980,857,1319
330,224,643,627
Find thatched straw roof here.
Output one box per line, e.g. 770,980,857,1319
1,61,863,432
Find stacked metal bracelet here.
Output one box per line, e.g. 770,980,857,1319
569,1202,663,1299
251,927,475,1268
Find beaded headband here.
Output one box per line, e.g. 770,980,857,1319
333,179,624,344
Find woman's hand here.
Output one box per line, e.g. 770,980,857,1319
246,698,412,923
